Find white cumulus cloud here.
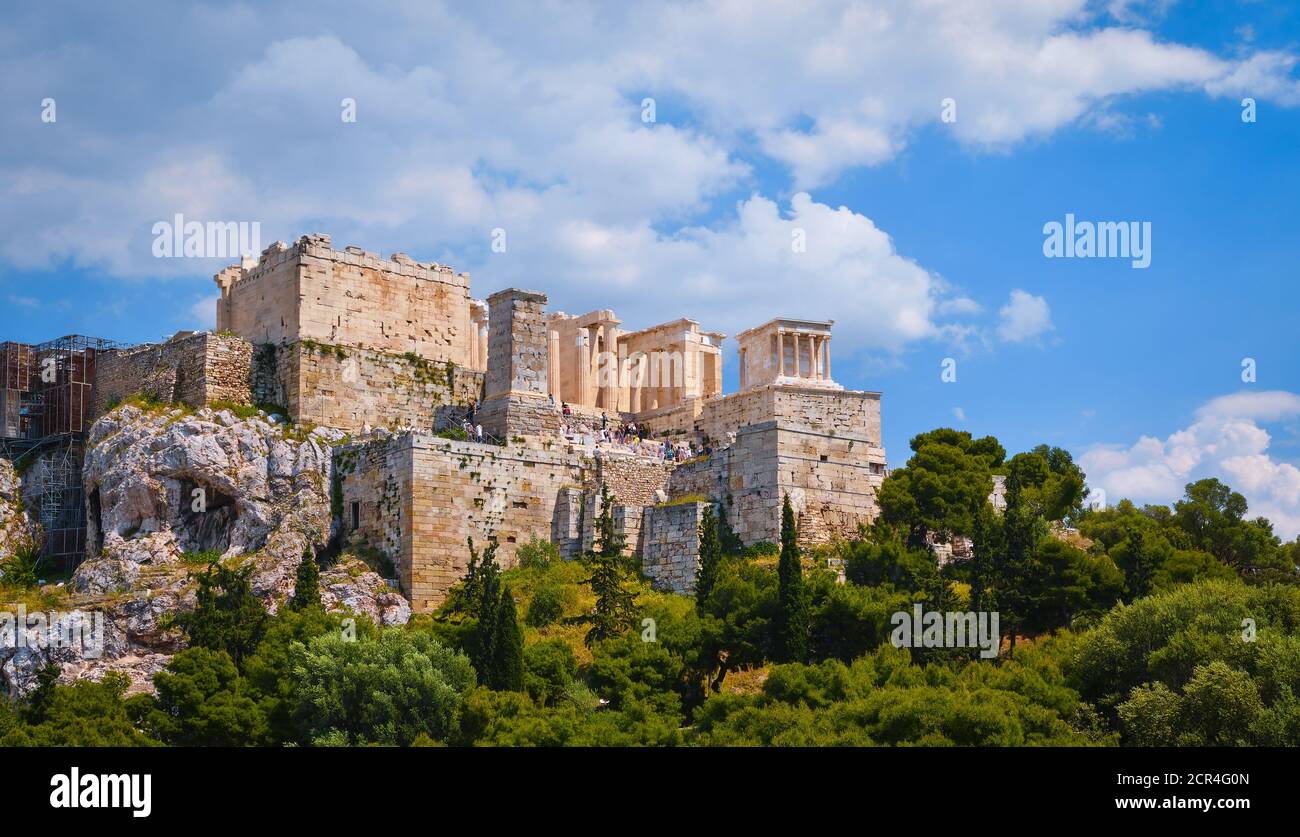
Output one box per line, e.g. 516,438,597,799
996,289,1053,343
1081,390,1300,539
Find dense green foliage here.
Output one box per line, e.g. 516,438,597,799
292,630,475,745
177,561,268,667
2,425,1295,748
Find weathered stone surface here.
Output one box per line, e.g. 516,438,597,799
215,234,477,367
83,404,342,576
642,501,709,595
93,331,254,418
0,404,414,701
319,557,412,627
0,458,38,564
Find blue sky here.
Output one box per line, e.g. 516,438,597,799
1,1,1298,536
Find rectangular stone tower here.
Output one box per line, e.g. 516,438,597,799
477,288,560,442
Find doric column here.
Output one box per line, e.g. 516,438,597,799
576,331,590,406
548,329,560,398
630,353,642,413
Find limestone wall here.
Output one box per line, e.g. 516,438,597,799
665,385,886,546
333,435,412,576
642,501,708,595
337,433,588,612
593,454,674,506
216,234,474,365
259,341,483,431
93,332,253,416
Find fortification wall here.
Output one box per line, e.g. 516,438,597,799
93,332,253,416
216,234,475,366
257,341,483,431
666,387,886,546
337,433,588,612
642,501,709,595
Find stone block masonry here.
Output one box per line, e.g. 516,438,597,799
258,340,483,431
216,234,475,366
642,501,710,595
479,289,559,442
93,332,253,416
666,385,886,547
337,432,587,612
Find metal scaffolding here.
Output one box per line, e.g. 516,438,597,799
1,334,119,571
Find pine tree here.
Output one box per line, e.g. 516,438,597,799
696,504,722,609
584,484,637,647
290,547,321,610
775,495,809,663
177,562,267,668
490,586,525,691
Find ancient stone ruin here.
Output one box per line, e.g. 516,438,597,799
5,232,890,617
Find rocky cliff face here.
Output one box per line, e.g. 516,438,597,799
0,458,38,564
0,404,411,699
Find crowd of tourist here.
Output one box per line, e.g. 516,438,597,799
557,401,712,462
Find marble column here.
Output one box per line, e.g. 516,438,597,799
548,329,560,398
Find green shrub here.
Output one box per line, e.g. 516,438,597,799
0,536,46,589
526,584,567,628
290,629,475,746
743,541,779,558
516,537,559,570
523,639,578,705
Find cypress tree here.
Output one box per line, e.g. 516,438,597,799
177,561,267,668
1120,526,1156,601
969,502,1002,612
696,504,722,609
595,483,626,560
775,495,809,663
490,586,525,691
290,547,321,610
716,500,744,555
472,555,502,679
997,468,1044,657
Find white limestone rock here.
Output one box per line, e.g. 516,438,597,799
0,458,38,564
320,558,412,627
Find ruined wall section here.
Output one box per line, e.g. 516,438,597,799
338,433,587,612
333,435,412,588
256,341,483,431
93,332,254,416
642,501,709,595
